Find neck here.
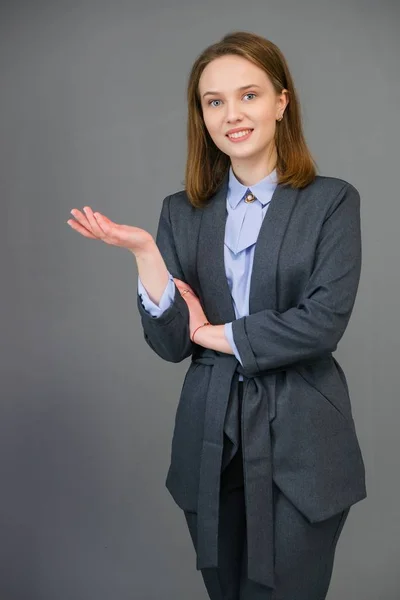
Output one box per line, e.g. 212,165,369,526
230,147,277,187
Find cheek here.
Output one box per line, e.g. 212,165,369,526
203,116,225,146
256,107,276,125
203,112,219,134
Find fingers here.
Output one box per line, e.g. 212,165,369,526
82,206,107,239
173,278,194,294
68,207,115,241
68,207,150,253
67,217,97,239
174,277,189,293
68,208,100,238
93,212,113,227
92,212,118,238
69,208,91,230
173,279,200,309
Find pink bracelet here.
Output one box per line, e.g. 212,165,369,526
191,322,211,343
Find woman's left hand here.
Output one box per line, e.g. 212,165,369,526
173,278,210,340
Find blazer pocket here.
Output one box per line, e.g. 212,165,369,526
294,366,351,422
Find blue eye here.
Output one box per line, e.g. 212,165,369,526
208,93,256,107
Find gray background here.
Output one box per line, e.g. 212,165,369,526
1,0,399,598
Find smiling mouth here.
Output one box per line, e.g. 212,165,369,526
226,129,254,141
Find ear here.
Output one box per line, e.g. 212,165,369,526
279,88,289,110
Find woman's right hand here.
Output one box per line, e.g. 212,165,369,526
67,205,155,256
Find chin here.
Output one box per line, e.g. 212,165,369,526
227,146,258,159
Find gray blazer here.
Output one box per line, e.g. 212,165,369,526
137,172,367,589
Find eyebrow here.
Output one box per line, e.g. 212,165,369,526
202,84,262,98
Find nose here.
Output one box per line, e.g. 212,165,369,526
225,100,244,123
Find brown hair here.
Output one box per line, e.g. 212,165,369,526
184,31,318,208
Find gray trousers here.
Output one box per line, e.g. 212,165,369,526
183,382,350,600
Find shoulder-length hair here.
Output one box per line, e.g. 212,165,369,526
185,31,318,208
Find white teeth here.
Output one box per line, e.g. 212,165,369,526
228,129,252,139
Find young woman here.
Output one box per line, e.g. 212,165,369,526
68,31,367,600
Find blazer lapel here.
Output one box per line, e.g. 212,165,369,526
197,173,236,325
197,175,299,322
250,185,299,313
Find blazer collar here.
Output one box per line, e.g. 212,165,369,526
196,171,299,324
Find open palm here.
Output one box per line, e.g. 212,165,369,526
67,205,154,254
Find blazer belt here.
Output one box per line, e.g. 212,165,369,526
191,347,281,590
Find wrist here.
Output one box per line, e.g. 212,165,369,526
134,241,170,304
191,322,211,343
192,324,235,356
131,238,157,260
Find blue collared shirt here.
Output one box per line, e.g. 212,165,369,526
137,167,278,377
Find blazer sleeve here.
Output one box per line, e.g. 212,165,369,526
137,272,175,316
136,194,193,363
231,183,362,376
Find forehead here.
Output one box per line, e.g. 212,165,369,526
199,55,271,92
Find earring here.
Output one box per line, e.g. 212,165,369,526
277,113,284,122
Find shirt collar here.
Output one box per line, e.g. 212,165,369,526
227,166,278,209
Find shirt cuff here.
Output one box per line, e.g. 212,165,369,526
224,322,243,365
137,272,175,317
